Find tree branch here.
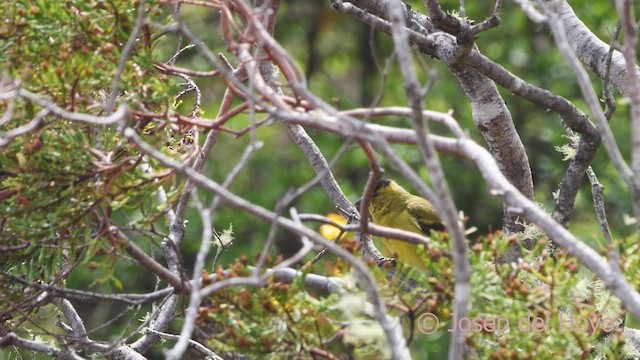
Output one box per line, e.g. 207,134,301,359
123,127,408,358
539,0,640,224
388,1,469,357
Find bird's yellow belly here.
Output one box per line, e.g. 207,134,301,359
383,237,426,271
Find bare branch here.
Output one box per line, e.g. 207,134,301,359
539,0,640,222
106,0,147,114
387,1,469,358
619,0,640,174
279,208,314,269
514,0,547,23
469,0,502,34
541,0,640,96
342,106,467,139
145,329,223,360
123,127,408,357
164,204,213,360
0,85,129,128
0,332,84,360
108,226,187,292
60,300,91,343
357,142,388,265
154,62,219,78
603,21,621,119
585,168,620,273
0,108,49,146
303,211,354,268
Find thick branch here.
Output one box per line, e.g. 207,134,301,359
334,0,535,239
540,1,640,225
541,0,640,96
271,109,640,319
464,50,601,228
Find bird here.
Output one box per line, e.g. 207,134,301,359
358,179,446,271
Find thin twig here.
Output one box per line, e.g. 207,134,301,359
539,0,640,222
124,126,408,360
107,226,187,291
167,44,195,65
470,0,503,34
146,329,223,360
620,0,640,175
106,0,146,114
303,212,356,268
274,208,314,269
341,106,467,139
585,168,619,270
253,190,293,275
0,86,129,126
165,202,213,360
514,0,546,23
603,21,621,119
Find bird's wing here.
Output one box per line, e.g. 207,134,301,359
407,200,446,236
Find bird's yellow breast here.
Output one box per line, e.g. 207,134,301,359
373,208,428,270
367,180,443,271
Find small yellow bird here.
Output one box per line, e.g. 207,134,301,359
359,179,446,271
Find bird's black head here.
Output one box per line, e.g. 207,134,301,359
355,179,391,209
374,179,391,196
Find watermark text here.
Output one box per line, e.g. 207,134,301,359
417,312,617,336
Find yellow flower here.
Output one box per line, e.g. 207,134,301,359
319,213,347,241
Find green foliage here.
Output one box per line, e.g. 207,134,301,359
195,228,636,359
200,258,357,358
390,232,633,359
0,0,179,321
426,233,634,358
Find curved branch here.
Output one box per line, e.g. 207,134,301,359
123,127,409,360
539,1,640,224
387,1,469,357
333,0,535,239
0,332,84,360
272,109,640,320
541,0,640,96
